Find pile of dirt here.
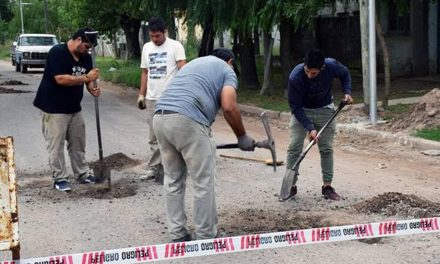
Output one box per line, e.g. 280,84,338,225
219,209,325,236
386,88,440,131
353,192,440,218
89,152,140,170
0,80,27,85
0,87,31,94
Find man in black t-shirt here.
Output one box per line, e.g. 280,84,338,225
33,27,100,192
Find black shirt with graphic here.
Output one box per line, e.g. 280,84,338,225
33,44,92,114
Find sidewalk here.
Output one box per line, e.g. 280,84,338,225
239,96,440,153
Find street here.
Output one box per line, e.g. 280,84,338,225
0,59,439,263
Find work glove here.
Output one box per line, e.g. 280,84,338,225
137,95,146,110
238,134,255,151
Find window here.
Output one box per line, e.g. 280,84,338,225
387,1,410,36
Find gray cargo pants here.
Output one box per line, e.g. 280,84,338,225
41,111,89,182
286,107,336,185
153,112,218,240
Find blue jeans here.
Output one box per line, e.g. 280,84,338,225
286,107,336,185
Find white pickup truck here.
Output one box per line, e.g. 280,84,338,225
13,33,59,73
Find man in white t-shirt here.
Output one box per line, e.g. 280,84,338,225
137,17,186,182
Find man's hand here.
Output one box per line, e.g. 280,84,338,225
137,95,146,110
343,94,353,104
89,87,100,97
308,130,319,143
238,134,255,151
86,68,100,82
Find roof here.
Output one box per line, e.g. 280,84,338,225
18,34,57,37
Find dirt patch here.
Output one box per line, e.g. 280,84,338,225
0,86,31,93
218,209,325,236
89,152,141,170
21,177,138,202
0,80,27,85
383,88,440,131
353,192,440,218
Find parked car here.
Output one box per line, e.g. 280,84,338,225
13,33,59,73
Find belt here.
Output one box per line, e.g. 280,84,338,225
155,109,178,115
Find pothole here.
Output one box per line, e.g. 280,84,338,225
0,87,31,93
0,80,28,85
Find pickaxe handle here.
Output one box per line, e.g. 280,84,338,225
216,140,269,149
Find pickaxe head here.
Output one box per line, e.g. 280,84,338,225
256,112,277,171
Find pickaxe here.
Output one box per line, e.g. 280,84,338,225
217,111,277,171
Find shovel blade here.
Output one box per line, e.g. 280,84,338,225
279,169,298,201
93,165,111,185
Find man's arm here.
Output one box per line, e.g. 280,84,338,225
137,68,148,109
54,68,99,86
221,86,255,151
176,60,186,70
221,86,246,137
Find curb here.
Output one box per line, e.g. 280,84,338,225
238,103,440,152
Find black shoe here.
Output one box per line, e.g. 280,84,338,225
171,234,192,243
77,173,96,184
279,185,297,201
322,185,341,201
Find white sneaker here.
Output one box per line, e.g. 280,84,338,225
140,167,156,181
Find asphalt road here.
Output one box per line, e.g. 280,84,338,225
0,59,439,264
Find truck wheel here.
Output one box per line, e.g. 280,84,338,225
20,63,28,73
12,58,15,66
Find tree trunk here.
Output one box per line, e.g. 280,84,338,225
253,28,260,55
198,14,215,57
120,15,141,60
260,32,274,95
239,28,260,90
218,31,224,48
279,17,305,97
375,16,390,109
167,15,177,40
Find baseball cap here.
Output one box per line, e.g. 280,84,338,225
72,27,98,47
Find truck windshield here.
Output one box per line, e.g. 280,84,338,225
20,37,58,46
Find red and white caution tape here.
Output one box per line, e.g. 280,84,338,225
2,217,439,263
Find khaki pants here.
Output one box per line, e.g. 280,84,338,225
153,113,218,240
286,107,336,185
41,111,89,182
146,99,161,167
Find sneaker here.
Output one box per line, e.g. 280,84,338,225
171,234,192,243
322,185,341,201
140,167,157,181
54,180,72,192
77,173,96,184
278,185,297,201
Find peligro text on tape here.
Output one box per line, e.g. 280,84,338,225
1,217,438,264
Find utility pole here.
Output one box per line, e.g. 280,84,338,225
19,0,24,33
368,0,377,125
44,0,49,33
359,0,377,125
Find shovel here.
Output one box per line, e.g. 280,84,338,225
278,100,347,201
86,31,111,189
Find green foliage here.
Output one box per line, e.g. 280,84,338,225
0,42,11,59
96,57,141,88
381,103,412,120
413,126,440,142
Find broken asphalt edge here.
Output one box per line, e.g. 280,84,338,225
238,102,440,152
